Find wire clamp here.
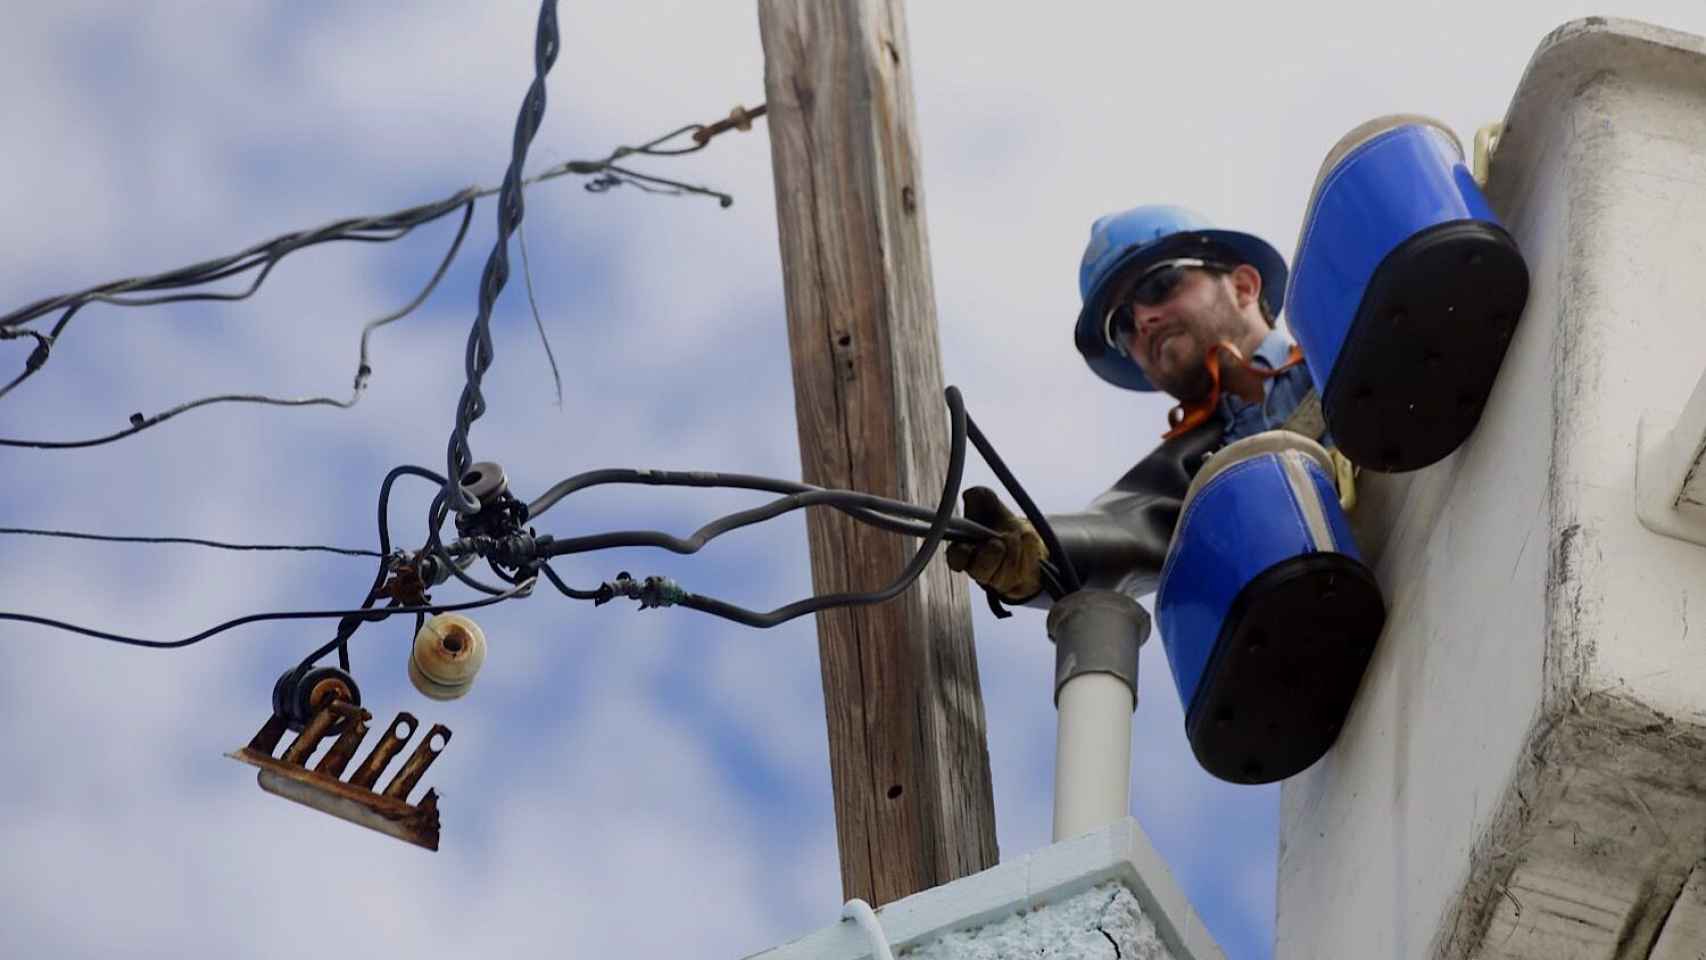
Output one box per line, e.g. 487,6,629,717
596,571,685,610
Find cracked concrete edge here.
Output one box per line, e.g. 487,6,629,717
1429,694,1706,960
743,818,1224,959
1097,885,1126,958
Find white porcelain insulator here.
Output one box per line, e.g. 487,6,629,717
409,613,487,701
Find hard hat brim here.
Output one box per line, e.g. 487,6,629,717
1074,229,1289,393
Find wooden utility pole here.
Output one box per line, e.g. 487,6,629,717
757,0,998,905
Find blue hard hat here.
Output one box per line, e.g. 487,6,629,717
1074,205,1289,392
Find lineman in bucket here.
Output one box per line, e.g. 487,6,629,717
946,204,1354,606
947,205,1382,785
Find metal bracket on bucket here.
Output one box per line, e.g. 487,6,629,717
228,702,452,851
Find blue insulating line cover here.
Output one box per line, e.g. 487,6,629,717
1286,123,1503,390
1155,453,1357,719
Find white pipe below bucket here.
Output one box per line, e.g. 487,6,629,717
1053,671,1136,842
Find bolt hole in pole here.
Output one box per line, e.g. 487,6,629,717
886,784,904,800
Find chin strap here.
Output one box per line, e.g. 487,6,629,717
1162,340,1304,440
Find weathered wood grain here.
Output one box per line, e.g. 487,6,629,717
758,0,998,905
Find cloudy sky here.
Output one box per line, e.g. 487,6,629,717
5,3,1706,959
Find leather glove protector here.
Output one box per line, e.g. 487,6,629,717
944,486,1048,601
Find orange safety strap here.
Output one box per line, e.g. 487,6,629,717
1162,341,1305,440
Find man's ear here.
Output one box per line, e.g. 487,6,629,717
1228,263,1263,310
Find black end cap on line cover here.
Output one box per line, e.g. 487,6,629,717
1322,219,1530,473
1183,552,1385,785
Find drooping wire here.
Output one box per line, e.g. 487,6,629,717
518,392,1072,609
0,527,381,558
537,561,604,601
0,386,1069,647
424,487,517,598
536,486,988,558
0,463,532,654
443,0,560,517
516,220,562,406
319,464,440,672
544,110,757,206
0,98,763,442
962,412,1082,593
665,385,972,628
0,581,530,651
236,463,500,681
0,200,476,450
521,387,972,628
526,468,996,542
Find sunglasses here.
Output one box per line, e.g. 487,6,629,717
1102,258,1230,355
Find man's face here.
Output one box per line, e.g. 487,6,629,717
1113,262,1256,401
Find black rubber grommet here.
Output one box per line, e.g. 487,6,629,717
272,665,362,733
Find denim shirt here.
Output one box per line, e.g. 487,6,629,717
1215,329,1326,446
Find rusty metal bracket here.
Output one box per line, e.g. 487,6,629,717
228,701,452,851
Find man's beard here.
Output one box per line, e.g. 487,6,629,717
1150,289,1248,402
1153,342,1214,401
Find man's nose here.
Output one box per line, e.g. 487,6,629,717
1131,302,1169,335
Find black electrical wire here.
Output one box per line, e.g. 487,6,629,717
303,590,389,676
526,468,996,543
962,411,1083,593
0,199,476,449
0,581,531,651
527,469,1068,602
537,485,994,559
234,463,447,679
0,191,474,334
0,463,525,657
443,0,559,517
0,526,381,558
648,386,970,629
0,390,1069,648
424,488,516,597
0,112,750,441
321,463,447,672
538,561,605,600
